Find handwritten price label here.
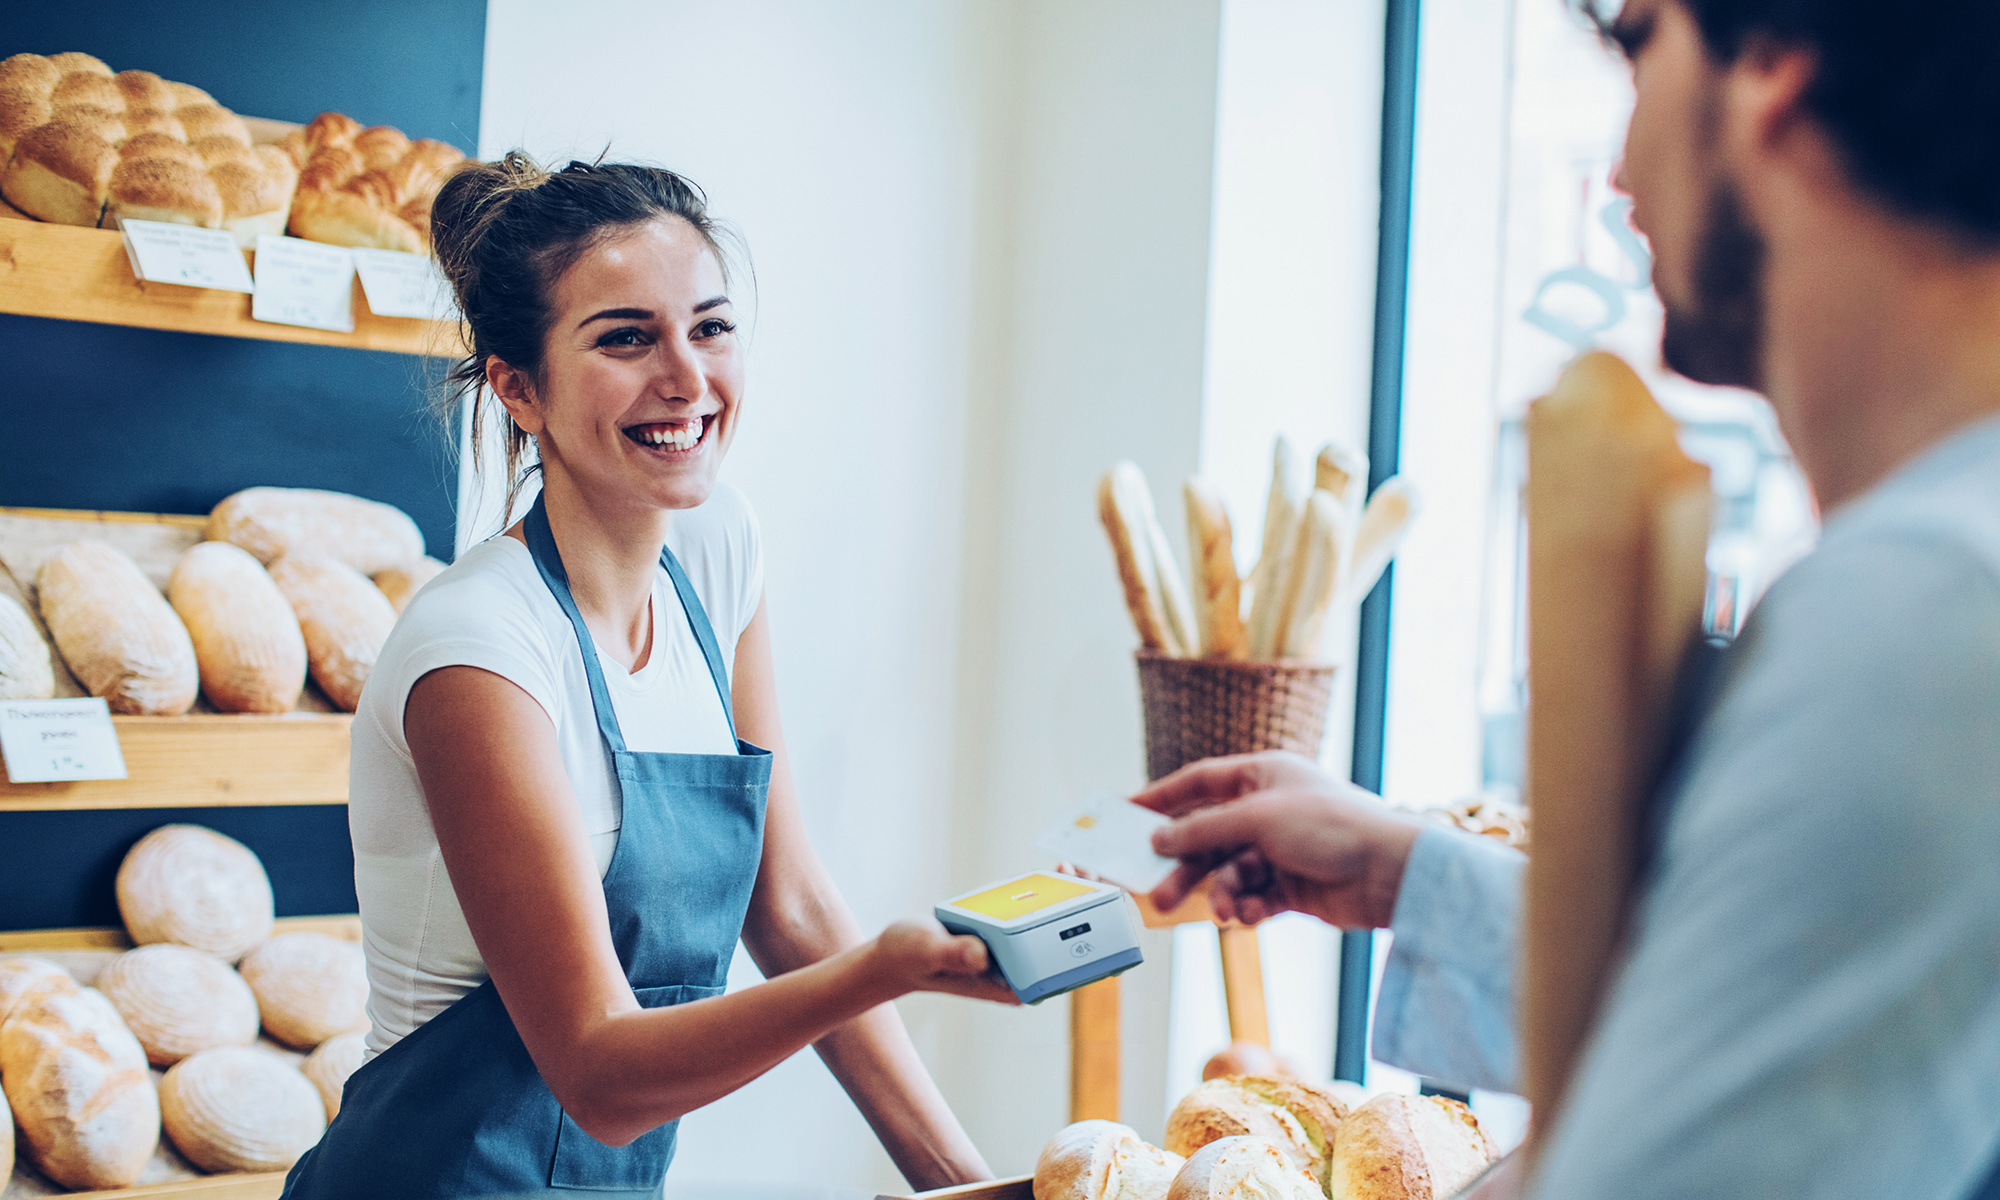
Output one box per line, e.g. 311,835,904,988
252,235,356,332
119,220,256,293
0,698,128,783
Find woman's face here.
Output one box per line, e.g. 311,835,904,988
504,216,743,514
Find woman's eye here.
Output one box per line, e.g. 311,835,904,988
694,318,737,340
596,327,649,348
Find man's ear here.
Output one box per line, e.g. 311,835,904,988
1723,36,1818,169
487,358,544,437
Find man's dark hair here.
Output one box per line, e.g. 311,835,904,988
1584,0,2000,245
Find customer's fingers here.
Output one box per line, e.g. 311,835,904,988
1149,858,1211,912
1131,755,1275,816
1153,795,1277,858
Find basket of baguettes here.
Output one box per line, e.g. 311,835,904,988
1098,439,1416,782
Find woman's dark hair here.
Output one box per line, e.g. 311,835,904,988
1580,0,2000,245
430,152,738,519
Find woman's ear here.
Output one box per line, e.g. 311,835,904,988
487,358,545,436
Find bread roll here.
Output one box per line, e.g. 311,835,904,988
208,487,426,575
282,112,466,252
237,931,368,1048
1323,1093,1495,1200
1035,1120,1186,1200
116,824,276,962
1245,438,1306,658
168,541,308,713
1166,1136,1322,1200
373,556,447,614
160,1045,326,1172
36,539,199,714
302,1028,366,1120
0,983,160,1189
0,591,55,700
268,554,399,712
1184,480,1247,660
1271,492,1348,661
1344,477,1418,604
1099,463,1182,655
1166,1075,1347,1190
95,943,261,1065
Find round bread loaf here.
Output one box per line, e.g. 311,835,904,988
267,553,399,712
0,984,160,1190
238,931,368,1048
1035,1120,1186,1200
209,487,425,576
36,539,198,715
159,1045,326,1172
116,824,275,962
0,955,78,1024
1324,1094,1495,1200
1165,1076,1347,1191
168,541,308,713
96,943,261,1065
0,592,56,700
1166,1136,1322,1200
301,1028,366,1119
373,556,446,614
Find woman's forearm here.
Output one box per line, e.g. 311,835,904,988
815,1006,993,1188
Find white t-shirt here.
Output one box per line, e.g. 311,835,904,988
348,484,763,1056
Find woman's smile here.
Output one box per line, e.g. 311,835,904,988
623,415,715,457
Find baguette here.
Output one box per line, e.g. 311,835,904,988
1313,440,1368,515
1344,476,1419,603
0,591,55,700
1183,480,1247,660
169,541,308,713
1244,439,1306,658
0,981,160,1190
1270,491,1347,661
36,540,199,714
1099,464,1182,655
1145,503,1201,659
268,553,399,711
208,487,426,576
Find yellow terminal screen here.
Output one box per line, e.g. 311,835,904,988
951,873,1095,922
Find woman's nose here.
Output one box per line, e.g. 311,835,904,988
652,335,707,403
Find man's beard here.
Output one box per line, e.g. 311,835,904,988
1660,179,1766,390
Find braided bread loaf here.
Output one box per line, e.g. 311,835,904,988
282,111,465,253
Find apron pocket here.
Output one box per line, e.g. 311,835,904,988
550,983,725,1191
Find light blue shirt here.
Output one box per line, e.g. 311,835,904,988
1372,414,2000,1198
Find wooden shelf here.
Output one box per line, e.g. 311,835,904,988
0,714,352,812
0,218,460,357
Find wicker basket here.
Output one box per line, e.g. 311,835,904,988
1135,651,1340,782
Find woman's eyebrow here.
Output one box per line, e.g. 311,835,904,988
577,307,653,329
693,295,731,313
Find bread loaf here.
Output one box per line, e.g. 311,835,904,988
374,556,446,614
1165,1075,1346,1191
36,539,199,714
169,541,308,713
1270,492,1347,661
159,1045,326,1172
1344,477,1418,604
0,982,160,1189
237,931,368,1048
0,591,56,700
0,956,78,1027
268,554,398,711
1184,479,1247,660
117,824,275,962
1313,442,1368,514
281,111,466,252
1034,1120,1186,1200
1245,439,1306,658
1323,1093,1495,1200
1099,464,1181,655
208,487,426,575
301,1028,366,1120
1166,1136,1322,1200
96,943,261,1065
1201,1041,1302,1082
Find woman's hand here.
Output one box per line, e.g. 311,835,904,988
869,922,1021,1005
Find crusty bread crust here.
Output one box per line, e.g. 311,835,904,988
237,931,368,1049
160,1045,326,1172
0,983,160,1190
169,541,308,714
1165,1135,1321,1200
116,824,276,963
96,943,261,1065
1326,1093,1496,1200
209,486,426,576
267,554,398,713
37,539,199,715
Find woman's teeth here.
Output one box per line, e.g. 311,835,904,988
638,422,703,450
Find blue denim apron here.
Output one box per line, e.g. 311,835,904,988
282,496,773,1198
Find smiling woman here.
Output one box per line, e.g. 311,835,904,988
275,156,1019,1200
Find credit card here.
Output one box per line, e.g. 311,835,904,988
1035,790,1178,894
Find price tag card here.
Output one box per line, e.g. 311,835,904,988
350,247,457,320
252,235,356,332
0,698,128,784
119,219,256,293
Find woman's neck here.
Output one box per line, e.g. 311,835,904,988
519,467,669,672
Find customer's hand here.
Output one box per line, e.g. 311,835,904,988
870,921,1021,1005
1135,751,1422,930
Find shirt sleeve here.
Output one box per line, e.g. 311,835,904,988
1371,826,1527,1094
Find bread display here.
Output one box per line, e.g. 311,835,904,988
0,975,160,1189
95,943,261,1065
280,111,466,253
301,1028,365,1120
237,931,368,1048
373,555,446,614
116,824,275,962
168,540,308,713
159,1045,326,1173
1035,1120,1186,1200
36,539,199,714
1323,1093,1495,1200
1184,480,1247,660
0,591,55,700
267,553,398,711
0,53,297,243
1165,1075,1347,1191
208,486,426,576
1166,1136,1323,1200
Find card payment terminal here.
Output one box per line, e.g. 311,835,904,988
934,872,1142,1004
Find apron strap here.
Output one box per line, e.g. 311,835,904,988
656,541,740,742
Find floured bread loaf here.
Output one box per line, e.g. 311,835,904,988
96,943,261,1065
160,1045,326,1172
1166,1076,1347,1191
0,980,161,1189
0,591,56,700
1166,1136,1322,1200
1324,1093,1495,1200
36,539,198,714
282,111,466,252
238,931,368,1048
210,486,426,575
117,824,275,962
0,956,78,1026
301,1028,366,1119
168,540,308,713
267,554,398,711
373,555,446,614
1036,1121,1186,1200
